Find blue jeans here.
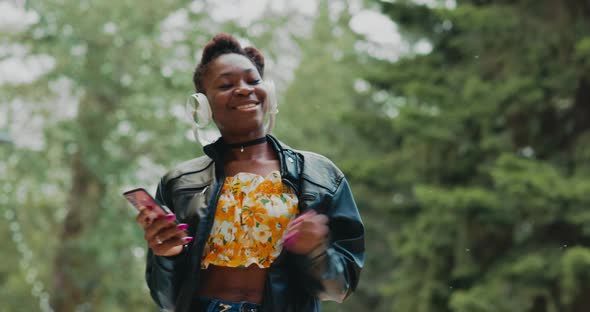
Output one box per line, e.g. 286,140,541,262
199,296,262,312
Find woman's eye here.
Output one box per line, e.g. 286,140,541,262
249,79,261,85
219,84,232,89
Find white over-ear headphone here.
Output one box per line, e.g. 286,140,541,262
186,80,278,145
263,80,278,133
189,93,212,128
186,92,218,145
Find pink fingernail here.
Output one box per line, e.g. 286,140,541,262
284,236,295,247
165,214,176,221
283,230,298,246
293,210,314,222
284,231,297,240
182,237,193,243
304,210,316,217
291,217,303,225
177,224,188,230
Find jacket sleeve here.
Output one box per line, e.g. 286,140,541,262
145,179,189,310
292,176,365,302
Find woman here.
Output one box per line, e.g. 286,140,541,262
136,33,364,312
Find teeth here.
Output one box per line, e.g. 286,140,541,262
236,103,257,110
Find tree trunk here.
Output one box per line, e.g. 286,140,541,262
51,92,106,311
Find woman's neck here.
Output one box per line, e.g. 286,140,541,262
229,143,273,160
223,137,277,161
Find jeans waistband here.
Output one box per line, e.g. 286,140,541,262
199,296,262,312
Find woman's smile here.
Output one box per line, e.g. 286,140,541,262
235,103,259,112
233,99,260,112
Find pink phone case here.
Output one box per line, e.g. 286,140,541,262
123,188,172,215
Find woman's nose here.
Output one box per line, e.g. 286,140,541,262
234,84,254,96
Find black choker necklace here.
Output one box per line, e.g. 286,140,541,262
225,136,268,152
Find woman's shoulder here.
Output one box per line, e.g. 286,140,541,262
273,137,347,194
295,150,338,168
274,137,341,172
291,149,346,192
161,155,214,186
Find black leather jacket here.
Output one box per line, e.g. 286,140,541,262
145,135,365,311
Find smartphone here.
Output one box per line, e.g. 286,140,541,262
123,188,173,216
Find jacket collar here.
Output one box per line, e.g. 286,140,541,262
202,134,301,195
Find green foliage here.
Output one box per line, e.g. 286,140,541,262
0,1,292,311
271,3,386,310
560,247,590,305
349,0,590,311
3,0,588,311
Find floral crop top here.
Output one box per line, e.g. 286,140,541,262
201,171,299,269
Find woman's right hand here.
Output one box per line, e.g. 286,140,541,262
136,206,193,257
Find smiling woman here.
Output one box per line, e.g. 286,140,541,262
135,33,365,312
200,53,268,137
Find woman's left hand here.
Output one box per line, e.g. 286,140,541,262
283,210,329,255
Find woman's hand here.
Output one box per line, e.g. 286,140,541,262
283,210,329,255
136,206,193,257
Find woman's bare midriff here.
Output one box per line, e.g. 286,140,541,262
198,265,267,303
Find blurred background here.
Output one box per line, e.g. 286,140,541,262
1,0,590,311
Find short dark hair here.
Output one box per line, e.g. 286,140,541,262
193,33,265,93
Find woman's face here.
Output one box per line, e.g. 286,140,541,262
202,53,268,138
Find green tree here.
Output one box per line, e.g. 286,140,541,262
2,1,209,310
274,1,395,310
350,0,590,311
0,1,319,311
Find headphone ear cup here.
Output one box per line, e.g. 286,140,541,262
264,80,278,114
263,80,278,133
192,93,212,128
186,92,220,145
